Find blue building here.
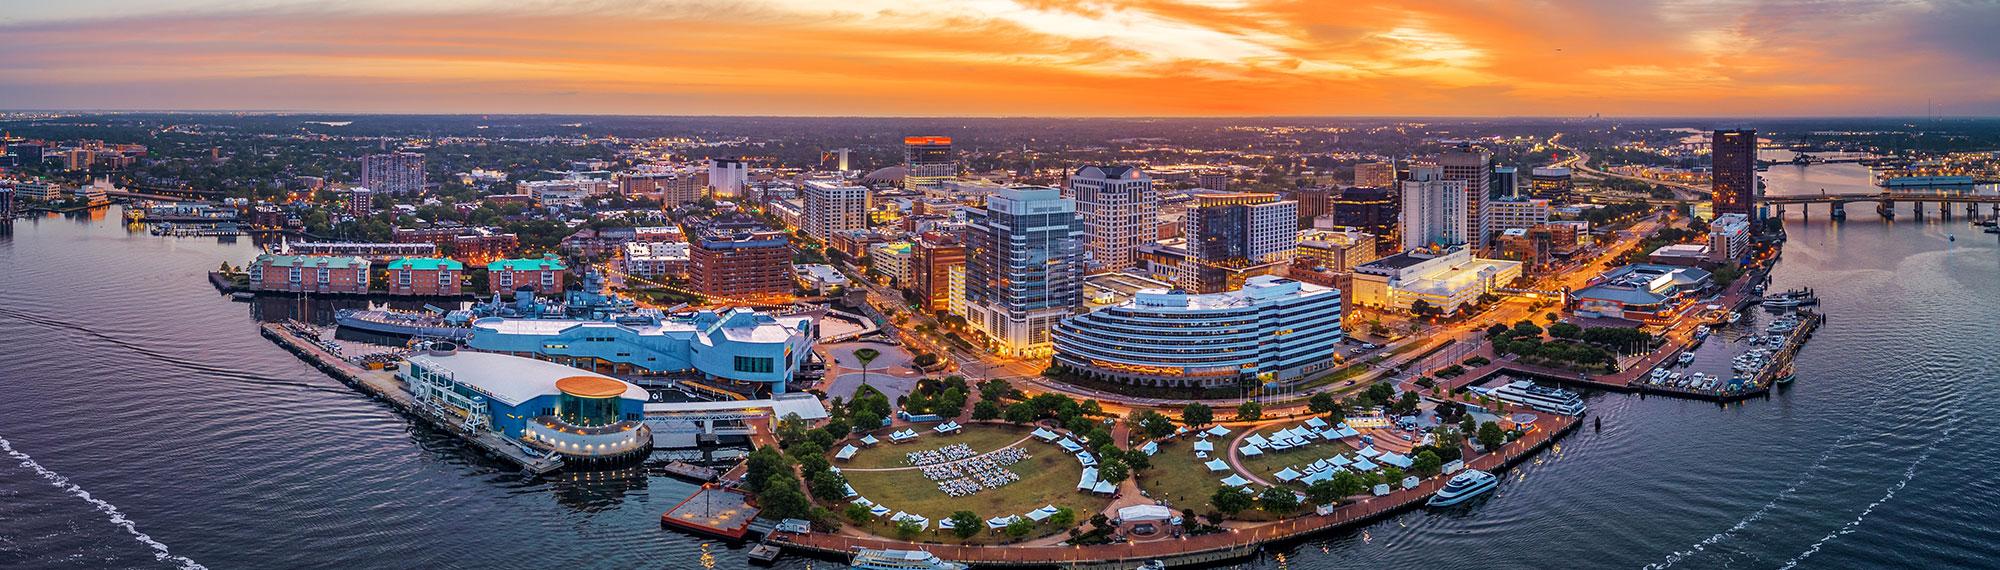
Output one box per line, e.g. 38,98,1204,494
1052,275,1344,388
400,347,651,463
466,308,814,395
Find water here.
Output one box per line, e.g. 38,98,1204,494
2,204,1997,569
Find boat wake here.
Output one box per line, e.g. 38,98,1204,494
0,307,344,395
1775,426,1954,570
1641,430,1863,570
0,435,208,570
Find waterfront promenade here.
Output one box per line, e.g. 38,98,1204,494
768,411,1579,568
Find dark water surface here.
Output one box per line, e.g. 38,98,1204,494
1,200,1996,569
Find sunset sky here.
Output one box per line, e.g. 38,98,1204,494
2,0,1997,117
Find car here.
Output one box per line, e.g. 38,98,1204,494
1362,343,1379,349
1351,348,1365,353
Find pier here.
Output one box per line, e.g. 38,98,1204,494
259,322,563,475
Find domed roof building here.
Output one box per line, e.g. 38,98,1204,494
862,166,907,186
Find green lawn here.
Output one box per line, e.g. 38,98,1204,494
837,425,1110,544
1134,439,1282,522
837,425,1033,470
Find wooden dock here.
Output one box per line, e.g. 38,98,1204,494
260,322,563,475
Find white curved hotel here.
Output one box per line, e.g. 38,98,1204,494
1052,275,1344,388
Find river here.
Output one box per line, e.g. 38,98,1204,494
1,199,1996,569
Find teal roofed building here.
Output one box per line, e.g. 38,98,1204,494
387,257,466,296
248,253,371,294
486,255,568,295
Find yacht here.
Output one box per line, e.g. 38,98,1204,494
1427,469,1499,507
1650,368,1670,384
850,548,969,570
1486,380,1586,416
1678,352,1696,367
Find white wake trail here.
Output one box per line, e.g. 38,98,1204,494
1642,431,1859,570
1776,427,1953,570
0,435,207,570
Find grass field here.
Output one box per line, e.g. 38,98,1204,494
1135,439,1282,522
837,425,1034,470
837,424,1110,544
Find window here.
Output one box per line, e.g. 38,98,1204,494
287,267,301,283
498,272,513,286
439,271,453,285
398,271,411,286
733,356,774,374
541,272,555,286
316,268,330,284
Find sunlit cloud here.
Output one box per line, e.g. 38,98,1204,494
0,0,1996,115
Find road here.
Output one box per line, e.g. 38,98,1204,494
1548,133,1710,202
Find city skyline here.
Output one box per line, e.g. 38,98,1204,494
4,1,2000,117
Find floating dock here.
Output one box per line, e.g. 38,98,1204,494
660,485,758,540
260,322,563,475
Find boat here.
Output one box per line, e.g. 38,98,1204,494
1776,364,1796,384
1678,352,1696,367
1427,469,1499,507
335,308,475,340
850,547,969,570
1484,379,1586,416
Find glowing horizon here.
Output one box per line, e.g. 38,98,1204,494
2,0,1997,117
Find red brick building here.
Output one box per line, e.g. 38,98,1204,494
249,254,371,294
385,257,465,296
911,231,966,313
689,225,792,299
487,256,567,295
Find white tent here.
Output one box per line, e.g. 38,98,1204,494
1274,468,1303,482
851,497,873,506
1240,445,1264,457
1220,474,1251,487
1193,440,1215,452
835,445,859,461
1356,445,1381,458
1330,454,1354,467
1140,441,1159,456
1205,459,1230,472
1058,439,1084,453
1379,452,1413,468
1305,417,1329,429
1117,504,1175,523
938,517,957,530
1318,428,1344,440
871,505,892,517
1025,506,1056,521
859,434,880,446
1352,458,1379,471
843,484,859,498
1092,481,1116,494
1078,467,1099,490
986,515,1018,529
1245,434,1270,447
1206,425,1231,437
1078,452,1097,466
1032,428,1060,441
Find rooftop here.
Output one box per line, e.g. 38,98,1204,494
407,350,644,406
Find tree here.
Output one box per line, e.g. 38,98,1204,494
1412,450,1443,477
949,511,981,539
971,400,1002,421
1235,400,1263,422
1410,299,1440,320
1003,402,1036,425
1330,470,1366,499
1259,486,1299,514
1050,506,1077,528
853,348,881,386
1477,421,1506,450
809,470,848,501
1307,392,1338,418
1486,323,1511,338
895,518,923,540
979,379,1014,403
744,446,792,494
1133,410,1177,439
1181,403,1214,428
934,387,967,418
1548,322,1582,339
1393,390,1421,415
1305,479,1343,505
1513,321,1543,337
759,474,812,521
776,413,810,447
1381,466,1405,484
845,502,873,524
1211,486,1253,515
1005,517,1036,538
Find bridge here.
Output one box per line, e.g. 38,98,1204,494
1762,191,2000,219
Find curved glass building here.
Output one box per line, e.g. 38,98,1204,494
1052,275,1344,388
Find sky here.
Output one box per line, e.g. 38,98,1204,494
2,0,1997,117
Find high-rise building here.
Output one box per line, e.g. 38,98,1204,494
1708,213,1752,263
1181,193,1297,293
904,136,956,190
1322,186,1398,238
1493,166,1520,198
1069,165,1158,272
1439,144,1493,249
708,157,748,197
1197,171,1230,191
1529,167,1574,199
349,187,374,215
1484,196,1552,233
911,232,966,314
1399,165,1469,251
1289,186,1335,222
360,152,425,195
1711,129,1758,216
1354,161,1397,188
964,186,1085,356
620,170,706,207
801,180,870,243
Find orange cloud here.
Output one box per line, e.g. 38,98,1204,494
0,0,1995,115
